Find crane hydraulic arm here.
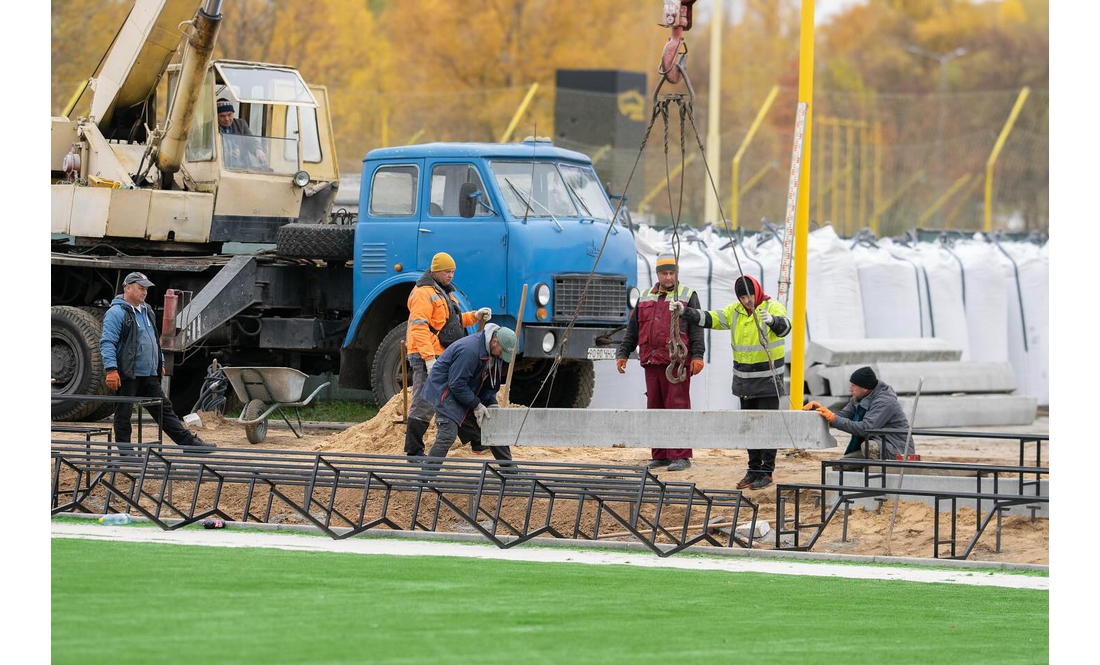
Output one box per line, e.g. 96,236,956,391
86,0,205,139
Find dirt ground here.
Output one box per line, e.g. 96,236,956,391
60,393,1050,564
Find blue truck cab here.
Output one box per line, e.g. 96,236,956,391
341,139,640,408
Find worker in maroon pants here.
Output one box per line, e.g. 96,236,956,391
616,253,705,471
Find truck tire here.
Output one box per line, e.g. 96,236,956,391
52,306,107,421
371,322,410,408
75,306,117,422
547,359,595,408
276,223,355,261
507,359,594,409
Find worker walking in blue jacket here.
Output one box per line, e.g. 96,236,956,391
100,272,214,453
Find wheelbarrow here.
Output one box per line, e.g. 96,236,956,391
222,367,330,444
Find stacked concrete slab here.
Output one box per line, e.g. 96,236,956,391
803,338,1037,428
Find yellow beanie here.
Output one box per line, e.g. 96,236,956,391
430,252,456,272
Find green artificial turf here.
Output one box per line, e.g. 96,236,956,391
52,538,1047,664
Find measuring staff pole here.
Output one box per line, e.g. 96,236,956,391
499,284,528,407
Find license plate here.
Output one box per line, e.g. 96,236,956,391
586,347,617,360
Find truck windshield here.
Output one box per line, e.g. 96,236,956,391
490,162,578,219
558,164,616,222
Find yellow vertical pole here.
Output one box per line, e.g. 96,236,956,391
872,121,882,236
844,122,855,235
984,87,1030,233
500,83,540,143
859,121,869,229
790,0,815,410
830,120,840,227
730,85,780,230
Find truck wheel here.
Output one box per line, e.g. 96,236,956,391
75,306,117,422
242,399,268,444
276,223,355,261
371,322,410,408
548,359,595,408
506,358,595,409
52,306,107,421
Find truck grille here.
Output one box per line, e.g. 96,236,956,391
553,274,626,322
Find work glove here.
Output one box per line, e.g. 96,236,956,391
473,403,490,428
815,405,836,423
803,401,822,411
691,359,704,376
476,307,492,322
668,301,685,317
106,369,121,391
424,358,436,374
616,357,628,374
759,311,774,326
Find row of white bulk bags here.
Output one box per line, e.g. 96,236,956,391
591,224,1047,408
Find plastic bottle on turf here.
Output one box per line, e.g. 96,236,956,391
98,513,133,525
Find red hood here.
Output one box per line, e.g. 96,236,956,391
736,274,770,310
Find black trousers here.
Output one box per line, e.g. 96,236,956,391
113,376,195,449
741,394,779,475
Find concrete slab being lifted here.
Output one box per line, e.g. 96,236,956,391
481,409,838,450
806,338,962,366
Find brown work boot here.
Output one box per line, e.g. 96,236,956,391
735,472,756,489
749,474,773,490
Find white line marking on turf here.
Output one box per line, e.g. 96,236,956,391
51,524,1047,590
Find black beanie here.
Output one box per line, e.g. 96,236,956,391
734,277,755,298
850,366,878,390
217,98,234,114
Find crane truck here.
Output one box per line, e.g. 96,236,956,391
50,0,640,421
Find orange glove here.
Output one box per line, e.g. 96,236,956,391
815,405,836,423
615,358,628,374
803,401,822,411
691,359,704,376
106,369,121,391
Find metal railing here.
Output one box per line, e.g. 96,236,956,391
776,458,1049,560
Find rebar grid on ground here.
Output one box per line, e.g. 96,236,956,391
51,442,759,557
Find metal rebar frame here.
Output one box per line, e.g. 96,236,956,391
775,458,1049,560
51,442,758,557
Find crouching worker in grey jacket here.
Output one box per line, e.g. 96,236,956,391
419,323,517,461
804,366,913,461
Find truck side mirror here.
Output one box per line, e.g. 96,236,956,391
459,182,480,218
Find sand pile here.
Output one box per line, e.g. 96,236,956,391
322,389,421,454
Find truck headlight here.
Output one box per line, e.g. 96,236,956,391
293,170,311,188
627,286,640,308
541,332,556,354
534,283,551,307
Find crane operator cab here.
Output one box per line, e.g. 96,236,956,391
165,60,340,242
